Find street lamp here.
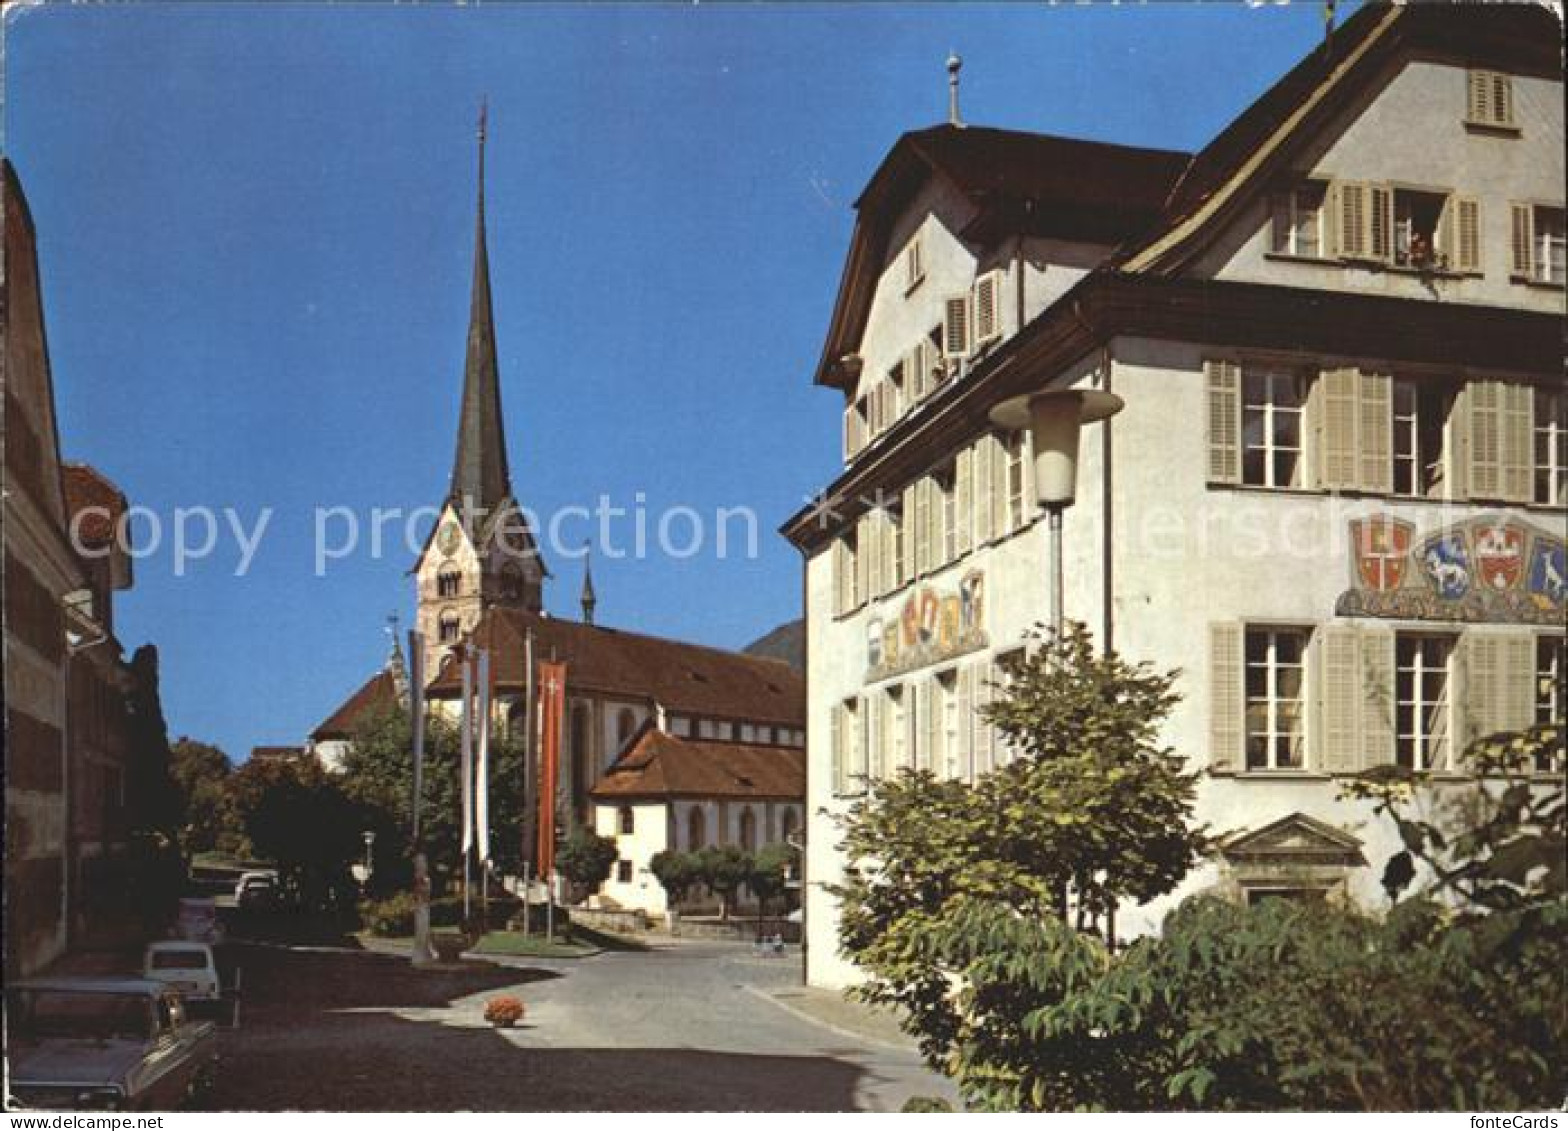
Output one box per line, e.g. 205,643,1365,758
989,388,1124,637
362,830,376,882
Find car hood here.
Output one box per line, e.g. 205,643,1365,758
7,1040,145,1087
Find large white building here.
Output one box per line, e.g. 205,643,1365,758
784,4,1565,989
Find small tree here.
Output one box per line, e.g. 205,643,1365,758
227,756,362,914
834,622,1206,1086
748,842,793,938
650,850,699,917
697,845,751,920
556,826,618,904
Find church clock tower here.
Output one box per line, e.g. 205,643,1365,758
414,105,547,680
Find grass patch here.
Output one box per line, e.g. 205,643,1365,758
468,931,597,959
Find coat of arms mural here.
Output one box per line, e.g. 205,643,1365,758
867,570,987,680
1338,514,1565,625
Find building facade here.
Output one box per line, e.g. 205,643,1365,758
4,161,156,976
784,4,1565,988
590,726,804,918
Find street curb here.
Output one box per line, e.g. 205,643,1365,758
741,984,917,1054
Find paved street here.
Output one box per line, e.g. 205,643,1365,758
202,937,957,1111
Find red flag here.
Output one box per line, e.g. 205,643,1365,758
536,660,567,877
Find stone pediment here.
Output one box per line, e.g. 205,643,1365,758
1218,812,1366,869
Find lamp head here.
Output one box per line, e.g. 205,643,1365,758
988,388,1124,507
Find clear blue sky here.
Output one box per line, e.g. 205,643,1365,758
2,1,1351,761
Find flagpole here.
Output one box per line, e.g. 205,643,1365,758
408,629,435,967
523,627,536,924
477,648,492,934
461,648,474,928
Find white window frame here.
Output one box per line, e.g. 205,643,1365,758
1535,387,1567,506
1271,181,1326,258
1536,635,1566,773
1244,627,1309,772
903,234,925,294
1242,368,1307,489
1396,633,1457,773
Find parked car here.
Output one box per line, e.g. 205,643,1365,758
143,941,221,1003
3,977,217,1110
174,897,224,944
234,870,277,908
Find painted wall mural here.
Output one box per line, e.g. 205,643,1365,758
1336,514,1565,625
867,571,987,680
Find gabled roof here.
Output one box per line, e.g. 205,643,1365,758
311,669,399,742
814,124,1189,390
1122,1,1563,274
426,607,806,727
589,728,805,802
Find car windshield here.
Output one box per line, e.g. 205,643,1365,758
150,950,208,970
7,991,152,1042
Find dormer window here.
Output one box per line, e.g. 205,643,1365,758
1466,69,1515,130
902,234,925,294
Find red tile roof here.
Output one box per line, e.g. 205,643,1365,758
427,608,805,728
589,728,805,802
311,670,399,741
61,462,127,551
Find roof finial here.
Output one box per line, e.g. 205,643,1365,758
947,52,963,127
580,541,598,626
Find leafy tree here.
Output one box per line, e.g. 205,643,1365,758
748,842,793,910
169,737,244,858
696,845,751,920
649,849,700,910
557,826,618,902
834,623,1205,1071
228,755,362,914
338,705,529,897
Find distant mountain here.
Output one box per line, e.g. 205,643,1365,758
743,618,804,671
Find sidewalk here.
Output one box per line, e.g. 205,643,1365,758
749,983,916,1051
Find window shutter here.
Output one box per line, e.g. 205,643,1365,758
1208,623,1244,772
913,479,930,576
854,699,869,790
1316,626,1363,774
973,271,1002,346
1359,627,1397,769
1501,635,1536,734
912,682,927,772
1468,69,1491,123
1318,367,1361,491
1368,184,1393,262
866,694,883,783
1455,196,1481,273
901,484,918,584
855,516,870,605
957,665,975,782
830,705,845,795
1468,380,1503,498
833,539,847,616
1510,203,1535,278
1358,370,1393,494
1501,383,1534,503
1325,182,1344,256
1492,72,1513,126
973,437,995,542
991,433,1011,534
1460,633,1503,758
1338,182,1367,258
943,296,970,360
955,447,973,557
925,677,943,774
1205,360,1242,484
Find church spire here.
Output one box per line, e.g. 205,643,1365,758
448,98,512,515
580,542,597,625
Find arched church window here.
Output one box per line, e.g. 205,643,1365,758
439,613,460,644
437,571,461,599
687,806,707,850
617,708,638,747
570,704,590,816
739,807,757,851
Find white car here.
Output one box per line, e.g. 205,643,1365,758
143,942,220,1003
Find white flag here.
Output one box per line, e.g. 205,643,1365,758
408,630,426,841
460,652,474,856
476,649,491,864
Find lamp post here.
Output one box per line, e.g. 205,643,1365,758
362,830,376,885
989,388,1124,638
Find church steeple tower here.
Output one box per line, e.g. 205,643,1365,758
449,99,512,516
413,101,546,684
